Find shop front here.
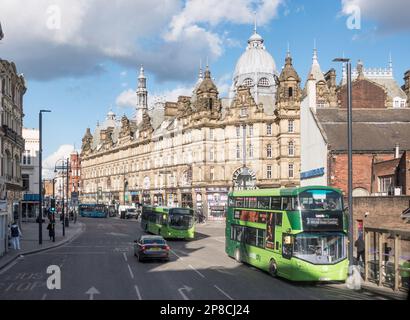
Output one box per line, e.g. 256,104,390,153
0,200,8,257
153,190,164,206
206,187,228,220
130,191,140,205
21,193,39,222
142,191,151,205
166,189,178,207
181,188,193,208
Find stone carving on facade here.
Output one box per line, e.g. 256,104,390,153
81,128,93,155
119,115,133,142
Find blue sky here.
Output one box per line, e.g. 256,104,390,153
1,0,409,172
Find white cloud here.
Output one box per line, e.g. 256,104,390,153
341,0,410,32
0,0,283,82
116,89,136,109
164,0,283,61
42,144,76,178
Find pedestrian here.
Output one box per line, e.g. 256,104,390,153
354,233,365,264
47,222,55,241
10,221,22,250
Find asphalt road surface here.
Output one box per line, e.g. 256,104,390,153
0,217,403,300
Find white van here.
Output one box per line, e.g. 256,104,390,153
118,205,139,219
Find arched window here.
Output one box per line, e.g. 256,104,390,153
258,78,270,87
243,78,254,87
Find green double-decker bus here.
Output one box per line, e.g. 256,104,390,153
141,206,195,240
226,186,349,281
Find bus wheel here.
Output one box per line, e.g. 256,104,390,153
269,259,278,277
234,249,241,263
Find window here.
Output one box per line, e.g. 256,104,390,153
288,164,294,178
210,167,214,181
240,108,247,117
288,120,294,133
245,227,265,248
288,87,293,97
267,165,272,179
231,225,245,242
209,128,214,140
257,197,270,209
288,141,294,156
248,197,257,208
267,124,272,135
236,145,241,159
267,144,272,158
271,197,281,210
243,78,254,87
249,125,253,137
22,174,29,191
209,149,214,161
258,78,270,87
236,126,240,137
379,175,394,193
317,100,326,108
248,144,253,158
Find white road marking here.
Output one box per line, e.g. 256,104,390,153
123,252,128,262
41,293,47,300
170,249,183,260
85,287,100,300
134,285,142,300
127,264,134,279
178,285,193,300
214,285,234,300
189,264,205,278
212,237,225,243
0,261,18,275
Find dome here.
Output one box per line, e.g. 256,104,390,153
233,32,276,80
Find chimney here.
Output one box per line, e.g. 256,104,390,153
395,143,400,159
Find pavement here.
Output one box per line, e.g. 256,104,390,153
0,219,85,271
0,217,407,300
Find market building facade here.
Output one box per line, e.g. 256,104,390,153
80,30,301,219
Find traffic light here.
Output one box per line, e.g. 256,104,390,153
50,198,56,212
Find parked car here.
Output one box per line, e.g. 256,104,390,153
134,235,170,262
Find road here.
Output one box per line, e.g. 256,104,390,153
0,217,403,300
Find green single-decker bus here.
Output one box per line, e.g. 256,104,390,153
141,206,195,240
226,186,349,281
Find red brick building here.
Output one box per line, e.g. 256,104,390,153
69,152,81,200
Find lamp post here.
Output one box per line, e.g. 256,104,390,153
333,58,354,271
55,158,70,236
38,110,51,245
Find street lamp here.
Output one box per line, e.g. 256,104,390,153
39,109,51,245
333,58,354,272
55,158,70,236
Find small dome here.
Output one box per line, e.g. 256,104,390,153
248,32,263,43
233,32,276,81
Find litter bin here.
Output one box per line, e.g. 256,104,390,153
65,216,69,227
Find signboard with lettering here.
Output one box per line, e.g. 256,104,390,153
300,167,325,180
301,211,343,231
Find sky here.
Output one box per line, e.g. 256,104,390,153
0,0,410,176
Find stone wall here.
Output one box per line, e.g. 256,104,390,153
352,196,410,240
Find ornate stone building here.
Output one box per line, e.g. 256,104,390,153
80,30,301,219
0,59,26,223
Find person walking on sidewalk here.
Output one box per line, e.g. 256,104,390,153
10,221,22,250
47,222,55,241
354,234,365,265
